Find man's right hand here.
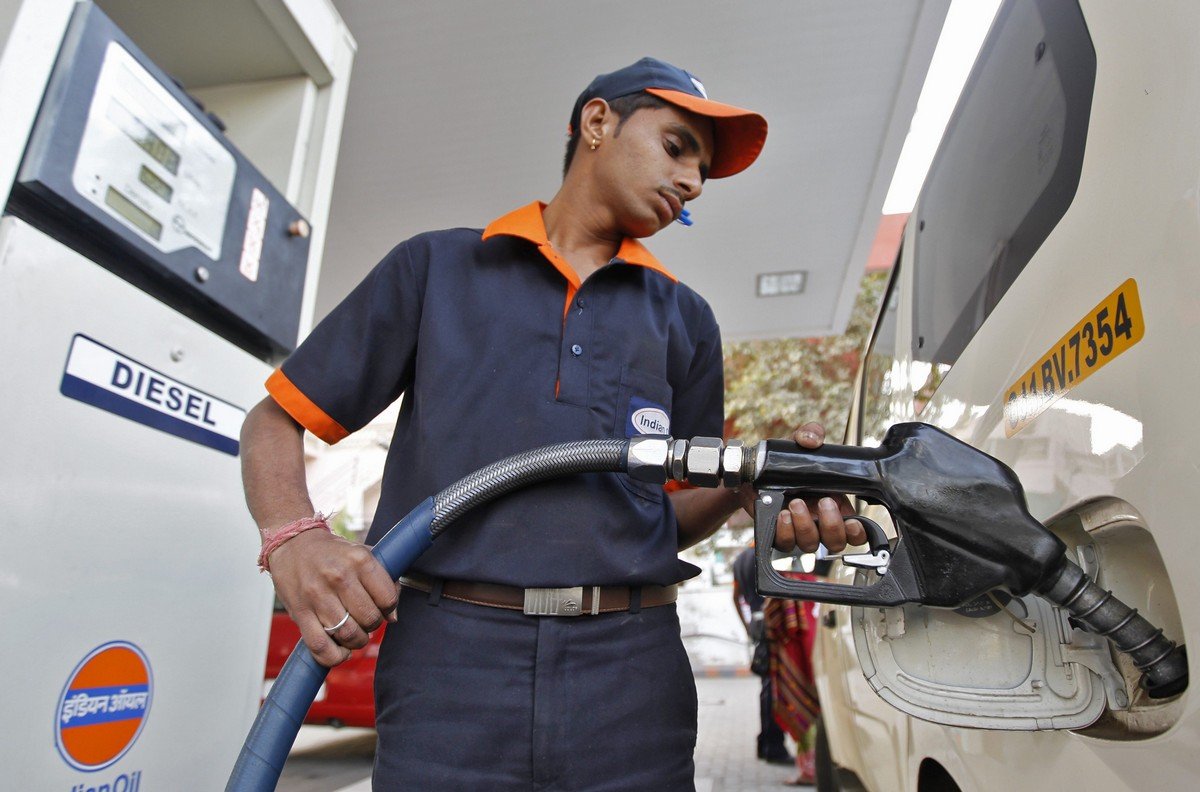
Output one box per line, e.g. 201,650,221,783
266,527,399,668
241,396,400,668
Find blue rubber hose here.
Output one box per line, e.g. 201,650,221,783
226,438,630,791
225,498,435,792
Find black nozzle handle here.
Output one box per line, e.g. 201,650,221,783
750,425,1069,607
1040,559,1188,699
843,514,891,556
754,488,920,606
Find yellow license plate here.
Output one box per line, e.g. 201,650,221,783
1004,279,1144,437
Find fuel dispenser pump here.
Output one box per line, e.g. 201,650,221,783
232,423,1187,791
8,3,311,359
0,2,352,789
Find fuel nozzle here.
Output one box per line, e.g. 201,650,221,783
627,425,1187,700
626,436,756,488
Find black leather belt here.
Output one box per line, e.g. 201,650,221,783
400,573,678,616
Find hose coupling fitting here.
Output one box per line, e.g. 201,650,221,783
625,436,756,488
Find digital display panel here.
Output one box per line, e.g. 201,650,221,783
105,186,163,240
107,100,180,175
138,165,173,202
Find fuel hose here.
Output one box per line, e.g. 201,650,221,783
226,438,629,792
228,432,1188,789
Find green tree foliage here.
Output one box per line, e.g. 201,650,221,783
723,270,890,444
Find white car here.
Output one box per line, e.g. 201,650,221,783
812,1,1196,789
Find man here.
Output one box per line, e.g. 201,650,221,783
732,544,792,765
241,57,865,789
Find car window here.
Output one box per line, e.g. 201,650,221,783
859,265,900,447
910,0,1096,373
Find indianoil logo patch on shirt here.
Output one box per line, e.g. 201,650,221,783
55,641,153,772
627,395,670,437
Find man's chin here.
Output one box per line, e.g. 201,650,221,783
623,215,669,239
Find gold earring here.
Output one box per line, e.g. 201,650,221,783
589,137,600,151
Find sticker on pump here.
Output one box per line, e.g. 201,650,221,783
60,334,246,455
1003,279,1144,437
239,187,269,282
56,641,153,772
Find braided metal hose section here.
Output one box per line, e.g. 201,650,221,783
1040,559,1188,699
431,439,630,536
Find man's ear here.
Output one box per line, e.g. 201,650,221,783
578,98,613,143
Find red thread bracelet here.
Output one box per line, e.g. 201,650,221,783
258,513,332,573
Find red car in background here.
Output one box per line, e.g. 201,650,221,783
263,602,384,728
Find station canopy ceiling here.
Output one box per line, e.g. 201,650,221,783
105,0,950,342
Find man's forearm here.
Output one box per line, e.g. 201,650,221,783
670,486,744,549
241,396,314,535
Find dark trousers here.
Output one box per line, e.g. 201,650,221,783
373,586,698,791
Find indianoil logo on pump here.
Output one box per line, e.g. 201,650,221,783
55,641,153,773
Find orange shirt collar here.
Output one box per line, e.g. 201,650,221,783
482,201,678,283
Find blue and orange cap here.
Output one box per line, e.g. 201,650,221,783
568,56,768,179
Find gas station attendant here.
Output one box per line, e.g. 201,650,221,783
240,57,865,789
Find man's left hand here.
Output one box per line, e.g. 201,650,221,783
736,421,867,553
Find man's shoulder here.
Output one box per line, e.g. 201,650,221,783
401,226,485,253
377,227,486,276
672,277,710,310
655,274,719,336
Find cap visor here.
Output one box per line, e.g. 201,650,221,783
645,88,767,178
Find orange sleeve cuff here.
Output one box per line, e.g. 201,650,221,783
265,368,350,445
663,480,697,494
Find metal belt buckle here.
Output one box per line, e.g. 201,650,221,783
524,586,592,616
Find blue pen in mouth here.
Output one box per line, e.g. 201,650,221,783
675,209,693,226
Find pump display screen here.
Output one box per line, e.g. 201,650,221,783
138,165,172,202
107,100,180,175
13,2,309,359
105,186,162,240
70,42,234,262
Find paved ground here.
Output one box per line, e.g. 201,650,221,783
278,674,806,791
694,675,808,792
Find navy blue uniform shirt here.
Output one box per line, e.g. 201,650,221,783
267,202,725,587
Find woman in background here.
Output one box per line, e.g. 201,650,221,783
764,573,822,786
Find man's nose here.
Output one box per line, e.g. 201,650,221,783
675,168,702,202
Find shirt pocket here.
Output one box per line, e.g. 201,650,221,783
613,366,674,502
